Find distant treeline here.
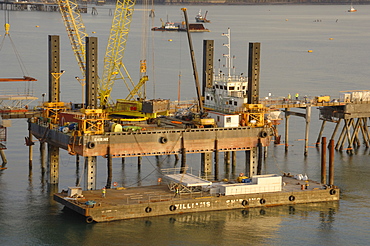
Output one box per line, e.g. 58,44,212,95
101,0,370,5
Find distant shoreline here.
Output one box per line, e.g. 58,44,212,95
103,0,370,5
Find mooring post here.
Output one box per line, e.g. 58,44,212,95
75,155,80,187
285,108,290,152
321,137,327,184
180,136,186,174
245,150,250,177
28,130,33,169
224,151,230,178
106,151,112,189
138,156,142,170
231,151,236,174
180,149,186,173
257,140,262,175
223,151,230,180
304,106,311,156
121,157,125,166
40,142,46,172
329,139,334,186
214,139,219,181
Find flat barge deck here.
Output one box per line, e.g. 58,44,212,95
54,176,339,223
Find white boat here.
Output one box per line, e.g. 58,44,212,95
204,28,248,114
195,10,210,23
348,4,357,12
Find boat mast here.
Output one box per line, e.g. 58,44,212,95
222,28,231,78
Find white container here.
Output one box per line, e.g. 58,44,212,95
68,187,82,197
207,111,239,128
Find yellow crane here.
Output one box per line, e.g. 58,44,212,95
58,0,169,121
58,0,87,78
57,0,146,107
99,0,140,108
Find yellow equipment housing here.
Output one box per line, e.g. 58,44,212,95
42,102,67,124
315,95,330,103
240,104,266,127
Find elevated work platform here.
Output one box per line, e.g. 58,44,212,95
29,120,272,157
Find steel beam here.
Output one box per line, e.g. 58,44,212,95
247,42,260,104
86,37,98,109
202,40,214,95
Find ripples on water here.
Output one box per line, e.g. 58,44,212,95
1,4,370,245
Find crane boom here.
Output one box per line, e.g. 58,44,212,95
99,0,136,107
57,0,87,78
181,8,204,113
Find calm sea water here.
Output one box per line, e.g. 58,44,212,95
1,4,370,245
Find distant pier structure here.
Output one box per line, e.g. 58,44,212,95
0,1,59,11
262,91,370,156
316,91,370,154
0,1,87,13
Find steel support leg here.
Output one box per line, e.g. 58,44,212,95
246,147,257,177
304,106,311,156
201,152,212,178
47,144,59,184
84,156,97,190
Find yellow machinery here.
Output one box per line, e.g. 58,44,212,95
315,95,330,103
42,102,67,125
75,109,106,135
240,104,266,127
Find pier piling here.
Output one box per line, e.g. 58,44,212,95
28,130,33,169
329,139,334,186
321,137,327,184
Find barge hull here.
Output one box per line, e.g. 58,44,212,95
54,178,339,223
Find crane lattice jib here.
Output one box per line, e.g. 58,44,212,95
126,75,148,100
99,0,136,107
58,0,88,77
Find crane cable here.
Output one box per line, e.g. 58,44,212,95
0,10,33,95
0,10,30,77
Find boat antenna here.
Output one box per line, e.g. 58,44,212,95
222,28,231,78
